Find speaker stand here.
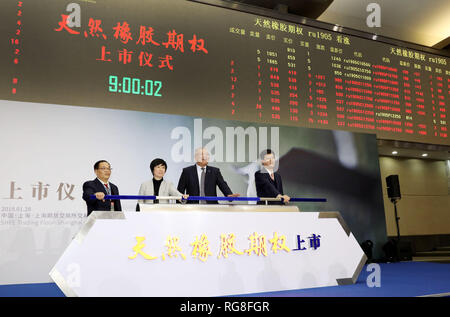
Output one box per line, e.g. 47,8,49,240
389,199,406,262
393,200,400,242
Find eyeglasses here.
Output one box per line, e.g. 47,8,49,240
98,167,113,171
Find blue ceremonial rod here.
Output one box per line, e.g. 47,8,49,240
90,195,327,202
182,196,261,201
89,195,156,200
90,195,258,201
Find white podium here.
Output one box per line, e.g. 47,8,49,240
50,205,366,296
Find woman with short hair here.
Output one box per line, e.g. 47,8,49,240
137,158,188,210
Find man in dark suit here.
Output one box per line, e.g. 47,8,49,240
255,149,290,205
82,160,122,216
177,148,239,204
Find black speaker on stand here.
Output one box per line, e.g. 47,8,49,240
384,175,412,262
386,175,401,242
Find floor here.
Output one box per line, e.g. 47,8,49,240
0,261,449,297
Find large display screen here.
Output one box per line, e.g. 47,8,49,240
1,0,448,145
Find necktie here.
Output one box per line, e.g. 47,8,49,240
200,168,206,204
104,184,113,211
270,173,275,181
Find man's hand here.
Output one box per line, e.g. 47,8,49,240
179,194,189,204
226,193,240,202
95,192,105,201
276,194,290,204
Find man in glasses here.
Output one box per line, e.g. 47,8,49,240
82,160,122,216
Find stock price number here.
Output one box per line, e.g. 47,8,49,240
108,75,163,97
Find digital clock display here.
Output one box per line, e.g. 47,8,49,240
108,76,162,97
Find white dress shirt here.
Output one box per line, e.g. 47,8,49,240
97,178,110,194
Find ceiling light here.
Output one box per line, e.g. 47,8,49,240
422,153,428,157
392,151,398,155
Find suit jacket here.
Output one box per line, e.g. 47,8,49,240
254,170,284,205
138,179,183,204
177,165,232,204
82,178,122,216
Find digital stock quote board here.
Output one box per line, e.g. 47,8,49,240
1,0,449,146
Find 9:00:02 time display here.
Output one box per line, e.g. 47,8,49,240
108,75,162,97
